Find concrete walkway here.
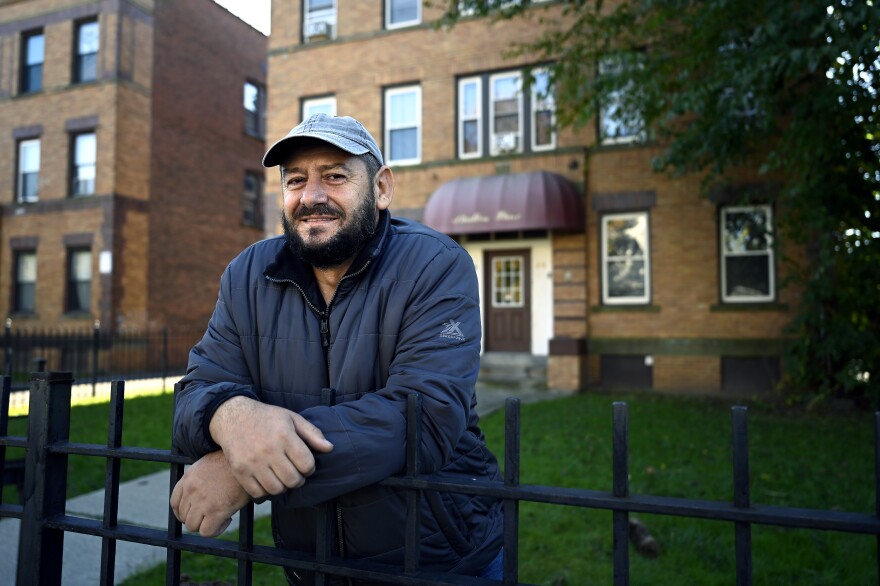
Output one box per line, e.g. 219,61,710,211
0,383,566,585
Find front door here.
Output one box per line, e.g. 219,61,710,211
484,249,531,352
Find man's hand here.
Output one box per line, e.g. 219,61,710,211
209,396,334,499
170,451,250,537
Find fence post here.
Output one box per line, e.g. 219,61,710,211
92,321,100,397
612,402,630,586
4,318,11,377
162,328,169,393
503,398,520,586
732,406,753,586
16,371,73,586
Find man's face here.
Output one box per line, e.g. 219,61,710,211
280,143,379,269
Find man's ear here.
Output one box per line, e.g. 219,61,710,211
374,166,394,210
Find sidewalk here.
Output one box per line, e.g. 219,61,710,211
0,382,566,585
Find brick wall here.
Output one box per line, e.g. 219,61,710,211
147,0,267,330
0,0,266,335
264,2,802,395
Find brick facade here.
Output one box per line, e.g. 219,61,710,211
0,0,267,334
267,1,802,396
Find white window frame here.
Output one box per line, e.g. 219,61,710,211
720,204,775,303
303,0,336,41
601,211,651,305
491,255,526,308
530,68,556,151
302,96,337,120
14,250,37,314
21,30,44,93
67,247,92,313
17,138,40,203
74,19,99,84
598,56,645,146
384,85,422,165
458,77,482,159
244,81,265,138
489,71,523,156
386,0,421,29
72,132,97,196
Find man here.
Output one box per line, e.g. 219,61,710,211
171,114,504,584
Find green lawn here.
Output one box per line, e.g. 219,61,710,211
4,389,876,584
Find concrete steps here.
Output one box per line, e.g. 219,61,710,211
478,352,547,389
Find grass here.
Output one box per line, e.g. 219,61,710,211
4,389,876,584
2,391,173,503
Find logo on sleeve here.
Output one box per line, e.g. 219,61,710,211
439,320,466,342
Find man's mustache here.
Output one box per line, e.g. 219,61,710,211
294,204,345,221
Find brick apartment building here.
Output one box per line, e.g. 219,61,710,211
0,0,268,337
266,0,799,395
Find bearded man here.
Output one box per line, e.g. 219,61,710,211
171,114,504,585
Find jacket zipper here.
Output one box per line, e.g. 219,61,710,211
266,259,373,576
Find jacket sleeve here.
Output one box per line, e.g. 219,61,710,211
172,262,261,459
276,241,483,508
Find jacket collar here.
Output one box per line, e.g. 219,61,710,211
263,209,391,307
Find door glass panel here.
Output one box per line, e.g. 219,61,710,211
492,256,524,308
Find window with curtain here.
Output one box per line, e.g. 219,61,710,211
67,248,92,313
386,0,420,28
20,30,44,93
71,132,96,196
720,205,775,302
384,85,421,165
74,19,99,83
13,250,37,314
601,211,651,304
17,139,40,203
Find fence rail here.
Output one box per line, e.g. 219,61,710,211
1,373,880,585
1,323,202,392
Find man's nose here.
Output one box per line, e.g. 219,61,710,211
300,176,328,207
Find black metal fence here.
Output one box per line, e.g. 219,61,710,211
2,373,880,585
1,323,203,390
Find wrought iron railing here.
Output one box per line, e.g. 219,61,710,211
1,373,879,585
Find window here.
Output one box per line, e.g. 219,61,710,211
720,205,775,303
490,71,522,155
71,132,96,196
531,68,555,150
13,251,37,314
598,55,645,145
492,255,525,307
384,85,421,165
17,139,40,203
304,0,336,41
244,81,265,138
456,67,555,158
67,248,92,313
20,30,44,93
601,212,650,304
303,96,337,119
74,19,99,84
458,77,482,158
386,0,421,29
243,172,263,228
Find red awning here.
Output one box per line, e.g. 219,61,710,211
423,171,583,235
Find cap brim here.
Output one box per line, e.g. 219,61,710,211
262,132,371,167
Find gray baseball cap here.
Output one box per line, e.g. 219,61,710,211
262,113,384,167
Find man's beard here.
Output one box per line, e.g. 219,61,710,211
282,188,378,269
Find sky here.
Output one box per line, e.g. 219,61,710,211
213,0,271,35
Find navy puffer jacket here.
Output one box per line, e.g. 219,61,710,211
173,211,503,584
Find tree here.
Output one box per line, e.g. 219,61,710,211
438,0,880,405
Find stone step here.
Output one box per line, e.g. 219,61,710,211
479,352,547,384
